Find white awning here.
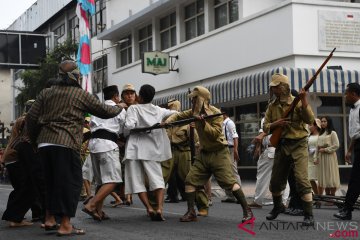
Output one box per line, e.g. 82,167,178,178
153,67,360,109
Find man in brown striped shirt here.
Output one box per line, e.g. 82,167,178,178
26,60,126,236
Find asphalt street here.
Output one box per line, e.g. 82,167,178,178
0,182,359,240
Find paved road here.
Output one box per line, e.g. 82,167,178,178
0,182,359,240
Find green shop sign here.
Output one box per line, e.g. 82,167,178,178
142,51,170,75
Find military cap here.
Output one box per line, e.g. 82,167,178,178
269,73,289,87
188,86,211,100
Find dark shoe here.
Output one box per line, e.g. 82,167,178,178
289,208,304,216
334,208,352,220
302,215,314,226
180,209,197,222
266,204,285,220
165,198,179,203
284,207,292,215
242,207,254,223
221,198,237,203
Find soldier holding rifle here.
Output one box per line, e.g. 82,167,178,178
165,86,253,223
262,73,315,226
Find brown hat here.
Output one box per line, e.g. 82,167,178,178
269,73,289,87
188,86,211,100
122,84,136,93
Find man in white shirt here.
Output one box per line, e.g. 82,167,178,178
82,85,126,221
221,110,242,203
123,84,177,221
334,82,360,220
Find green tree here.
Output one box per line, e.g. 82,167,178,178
15,39,78,108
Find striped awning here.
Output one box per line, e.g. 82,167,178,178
153,67,360,110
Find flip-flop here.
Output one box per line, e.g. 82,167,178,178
148,210,157,221
81,207,102,221
44,224,59,231
100,211,110,220
154,212,166,221
111,201,124,208
56,226,85,237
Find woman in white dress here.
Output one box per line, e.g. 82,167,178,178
308,118,321,194
317,116,340,197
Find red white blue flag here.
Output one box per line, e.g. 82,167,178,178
76,0,95,93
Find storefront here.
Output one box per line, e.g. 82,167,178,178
153,67,360,171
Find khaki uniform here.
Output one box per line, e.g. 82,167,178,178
164,124,208,210
166,107,237,190
263,96,315,196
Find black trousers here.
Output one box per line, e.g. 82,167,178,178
345,140,360,209
39,146,82,217
2,142,38,222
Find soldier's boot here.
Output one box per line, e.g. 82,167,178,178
266,195,285,221
232,189,254,223
180,192,197,222
302,201,315,226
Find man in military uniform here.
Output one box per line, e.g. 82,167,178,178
262,73,315,226
164,99,209,216
165,86,253,222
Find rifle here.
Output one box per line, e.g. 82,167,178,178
269,47,336,147
130,112,225,134
188,88,196,164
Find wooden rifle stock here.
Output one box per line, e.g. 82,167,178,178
269,48,336,147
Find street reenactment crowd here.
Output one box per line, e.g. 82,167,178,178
0,60,359,237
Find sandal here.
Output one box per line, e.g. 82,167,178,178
111,200,124,208
81,207,102,221
44,224,59,231
100,211,110,220
83,196,93,205
56,225,85,237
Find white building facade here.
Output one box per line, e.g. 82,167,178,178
98,0,360,171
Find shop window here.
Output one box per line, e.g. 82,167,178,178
317,96,342,114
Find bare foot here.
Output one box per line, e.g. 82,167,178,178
9,220,33,228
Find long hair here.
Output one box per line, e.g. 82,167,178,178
319,116,335,135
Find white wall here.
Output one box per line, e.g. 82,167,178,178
106,0,360,97
242,0,285,17
0,70,13,133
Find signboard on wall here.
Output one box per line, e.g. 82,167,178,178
142,51,170,75
0,31,46,69
318,10,360,52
